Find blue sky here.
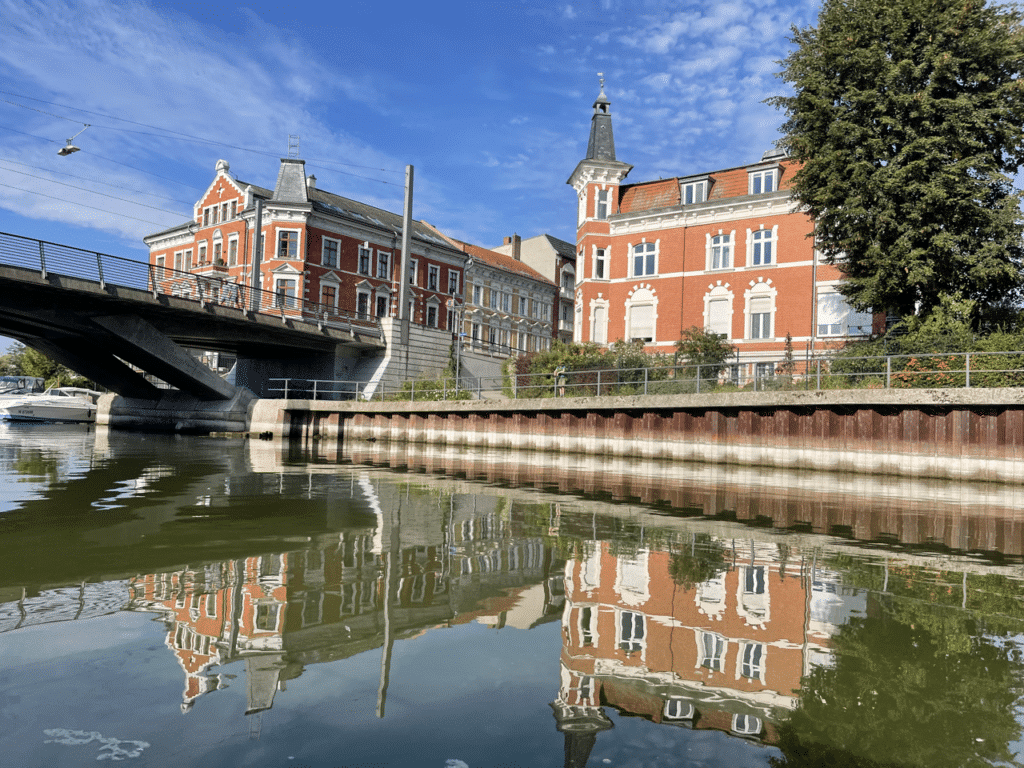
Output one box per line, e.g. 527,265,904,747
0,0,820,261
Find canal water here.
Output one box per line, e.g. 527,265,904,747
4,425,1024,768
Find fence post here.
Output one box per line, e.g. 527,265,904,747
477,378,482,400
411,380,416,401
816,359,821,391
965,352,971,389
96,252,105,290
886,356,891,389
644,366,649,395
38,241,47,279
696,365,701,394
283,379,289,399
597,369,602,396
313,380,318,400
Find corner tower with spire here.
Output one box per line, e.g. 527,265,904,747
567,75,633,343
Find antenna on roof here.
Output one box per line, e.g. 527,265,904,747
58,124,90,156
288,135,300,158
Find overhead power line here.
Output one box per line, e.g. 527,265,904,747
0,182,172,226
0,165,188,217
0,89,407,178
0,157,197,206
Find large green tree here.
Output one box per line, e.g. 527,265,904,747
772,0,1024,327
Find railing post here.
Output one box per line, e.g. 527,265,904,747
283,379,289,399
816,359,821,390
886,356,891,388
313,380,318,400
644,366,649,395
696,365,701,394
96,252,105,290
411,380,416,401
965,352,971,388
148,264,157,298
597,369,602,396
38,240,47,279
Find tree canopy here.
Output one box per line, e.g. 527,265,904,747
772,0,1024,328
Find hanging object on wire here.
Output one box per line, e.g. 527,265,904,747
58,124,90,156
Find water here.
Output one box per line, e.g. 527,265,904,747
3,424,1024,767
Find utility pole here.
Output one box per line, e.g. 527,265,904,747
397,165,414,348
249,198,264,313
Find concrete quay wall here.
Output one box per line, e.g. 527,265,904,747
249,388,1024,482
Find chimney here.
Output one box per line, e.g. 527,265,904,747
307,174,317,190
512,233,521,261
503,236,512,245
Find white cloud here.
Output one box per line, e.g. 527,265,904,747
562,5,577,19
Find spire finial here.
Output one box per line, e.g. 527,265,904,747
598,72,605,95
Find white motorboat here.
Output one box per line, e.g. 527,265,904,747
0,386,102,423
0,376,45,401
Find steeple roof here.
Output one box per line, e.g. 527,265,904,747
586,76,617,162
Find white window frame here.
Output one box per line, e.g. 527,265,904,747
697,630,727,672
358,245,371,275
593,246,608,279
427,265,440,292
681,176,710,205
817,288,873,337
277,228,301,260
227,235,239,266
707,230,734,271
631,241,657,277
322,236,340,268
618,609,645,654
748,167,778,195
356,289,371,319
596,188,609,220
577,189,587,227
704,284,734,338
197,242,207,267
473,284,482,305
408,258,418,286
448,270,460,295
320,277,339,309
746,282,775,340
590,299,608,345
738,641,766,682
425,299,439,328
377,251,391,280
748,225,777,267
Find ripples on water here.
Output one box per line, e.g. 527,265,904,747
2,423,1024,767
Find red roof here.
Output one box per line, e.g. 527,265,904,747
619,179,679,214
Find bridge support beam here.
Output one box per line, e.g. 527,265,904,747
91,315,237,400
27,336,162,400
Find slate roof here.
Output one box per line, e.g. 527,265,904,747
423,224,553,285
540,234,576,261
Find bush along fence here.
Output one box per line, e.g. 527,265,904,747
267,349,1024,401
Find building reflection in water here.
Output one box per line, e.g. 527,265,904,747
120,471,565,718
4,432,1024,766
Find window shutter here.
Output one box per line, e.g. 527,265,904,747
709,299,730,335
749,295,771,316
630,304,654,340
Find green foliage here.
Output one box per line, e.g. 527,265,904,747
830,308,1024,387
674,326,735,383
771,0,1024,328
668,534,728,590
0,343,93,389
777,332,796,376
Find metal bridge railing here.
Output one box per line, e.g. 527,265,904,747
0,230,383,337
271,349,1024,402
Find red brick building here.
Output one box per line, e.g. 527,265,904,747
144,158,468,333
568,84,877,373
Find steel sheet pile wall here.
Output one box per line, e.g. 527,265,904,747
254,390,1024,482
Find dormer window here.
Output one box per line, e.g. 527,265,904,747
748,167,779,195
680,175,711,205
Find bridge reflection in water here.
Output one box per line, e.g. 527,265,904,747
3,430,1024,767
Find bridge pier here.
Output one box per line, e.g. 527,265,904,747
98,387,257,433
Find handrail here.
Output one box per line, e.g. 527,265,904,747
0,230,383,338
269,349,1024,402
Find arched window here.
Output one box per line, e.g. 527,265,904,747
626,288,656,343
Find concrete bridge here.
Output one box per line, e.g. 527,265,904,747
0,231,390,430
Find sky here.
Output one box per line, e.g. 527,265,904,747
0,0,820,264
